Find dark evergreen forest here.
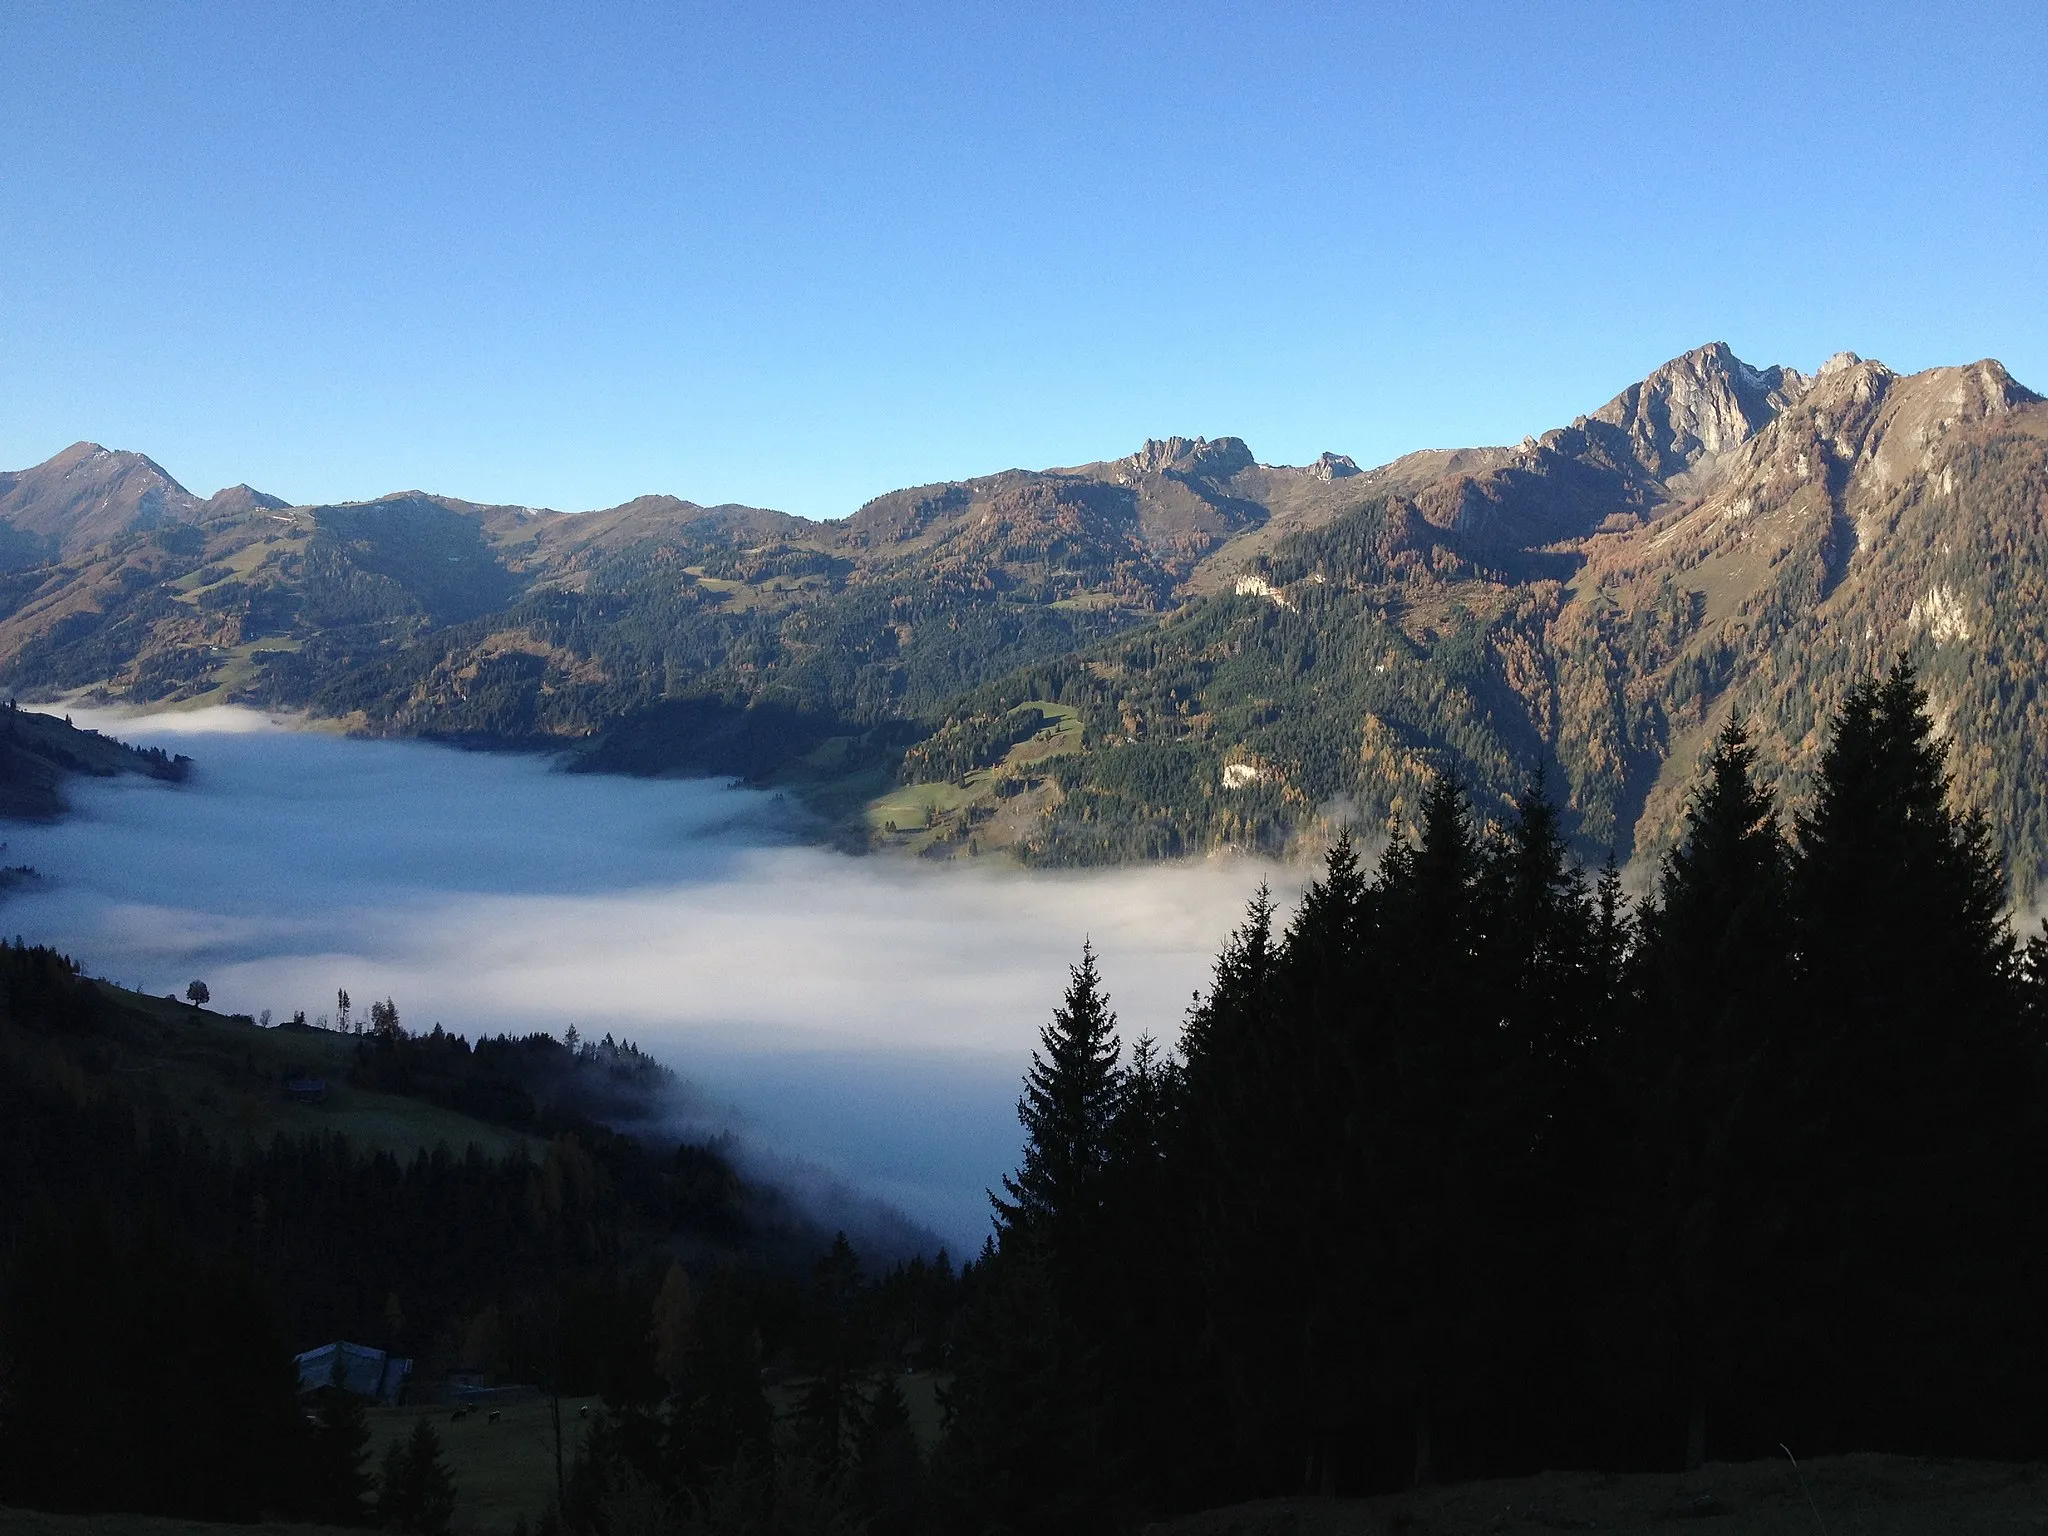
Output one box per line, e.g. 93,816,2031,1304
929,659,2048,1532
4,659,2045,1534
0,975,959,1529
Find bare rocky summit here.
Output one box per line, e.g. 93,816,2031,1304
1587,338,1810,481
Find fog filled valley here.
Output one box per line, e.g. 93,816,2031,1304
1,707,1275,1248
11,658,2048,1536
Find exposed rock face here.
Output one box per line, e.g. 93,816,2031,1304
1303,452,1362,481
1588,340,1810,480
1545,347,2048,878
1120,436,1256,479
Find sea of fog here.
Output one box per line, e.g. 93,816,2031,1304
1,707,1291,1251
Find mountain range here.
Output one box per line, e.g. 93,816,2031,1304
3,342,2044,891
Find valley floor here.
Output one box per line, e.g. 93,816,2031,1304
1148,1453,2048,1535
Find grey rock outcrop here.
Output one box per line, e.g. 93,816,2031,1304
1121,436,1256,479
1589,340,1810,481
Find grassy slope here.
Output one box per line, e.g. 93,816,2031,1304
357,1376,949,1536
3,977,539,1162
364,1398,598,1536
868,701,1082,862
1152,1454,2048,1535
3,1452,2039,1536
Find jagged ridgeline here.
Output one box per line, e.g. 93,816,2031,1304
3,346,2045,888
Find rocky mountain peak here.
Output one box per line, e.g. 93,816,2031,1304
48,440,189,491
1121,436,1255,479
1590,341,1809,482
1955,358,2041,411
0,440,203,553
1301,452,1362,482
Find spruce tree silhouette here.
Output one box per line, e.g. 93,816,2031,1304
303,1385,374,1523
1783,659,2030,1451
993,940,1122,1264
1245,835,1378,1493
2022,922,2048,1047
1373,775,1490,1487
1629,720,1791,1468
946,942,1127,1535
1793,661,2011,1025
795,1233,865,1478
377,1419,456,1536
1479,776,1599,1071
1177,883,1293,1492
853,1370,925,1536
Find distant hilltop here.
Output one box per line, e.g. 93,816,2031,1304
4,342,2047,893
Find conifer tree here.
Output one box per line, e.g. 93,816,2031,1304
1628,720,1790,1469
2022,922,2048,1047
303,1385,374,1524
993,941,1122,1265
934,1240,1117,1535
663,1268,774,1491
1472,778,1614,1467
853,1371,925,1536
1283,832,1371,974
1098,1029,1207,1506
1792,660,2013,1022
950,946,1135,1531
1233,837,1379,1492
1478,776,1598,1069
1176,883,1290,1494
1782,659,2032,1449
377,1420,456,1536
1371,774,1490,1487
1592,852,1632,1007
1178,883,1276,1072
796,1234,866,1477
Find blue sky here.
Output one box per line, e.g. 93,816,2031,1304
3,1,2043,518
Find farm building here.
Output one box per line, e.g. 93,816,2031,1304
294,1341,412,1403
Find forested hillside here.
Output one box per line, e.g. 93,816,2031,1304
4,344,2046,890
0,951,958,1529
933,662,2048,1530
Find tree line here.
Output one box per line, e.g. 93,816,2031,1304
940,659,2048,1530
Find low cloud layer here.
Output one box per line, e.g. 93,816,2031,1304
5,708,1290,1248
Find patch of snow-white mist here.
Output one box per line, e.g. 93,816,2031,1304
4,707,1295,1249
